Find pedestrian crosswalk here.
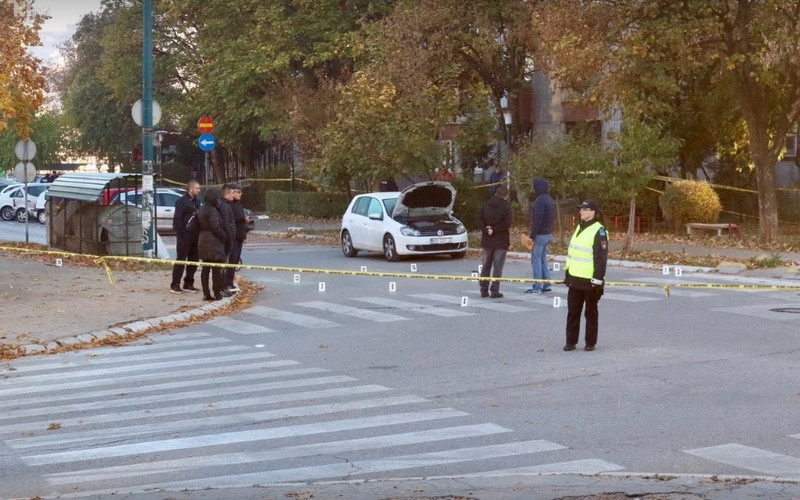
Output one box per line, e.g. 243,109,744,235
179,281,800,337
1,332,624,497
684,442,800,479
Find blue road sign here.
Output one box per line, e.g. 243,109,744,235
198,134,216,152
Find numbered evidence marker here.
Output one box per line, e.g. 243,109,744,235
470,271,479,282
461,296,469,307
553,296,561,308
55,258,63,267
553,262,560,272
478,264,483,273
318,282,326,292
360,266,367,272
674,266,683,277
293,274,301,283
663,265,670,275
389,282,397,292
410,263,417,272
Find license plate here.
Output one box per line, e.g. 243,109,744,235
430,237,452,244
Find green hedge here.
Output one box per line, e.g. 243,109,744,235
266,190,350,218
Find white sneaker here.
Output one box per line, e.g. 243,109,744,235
227,284,240,293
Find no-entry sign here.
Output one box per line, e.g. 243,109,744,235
197,116,214,134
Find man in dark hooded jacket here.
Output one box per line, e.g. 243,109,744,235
476,185,513,298
527,177,556,294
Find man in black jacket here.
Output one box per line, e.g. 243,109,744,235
224,183,250,292
170,180,201,293
476,185,513,298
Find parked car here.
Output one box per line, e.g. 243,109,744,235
340,181,468,261
29,190,49,224
0,183,50,222
110,188,186,233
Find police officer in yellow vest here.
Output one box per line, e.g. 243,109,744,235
564,200,608,351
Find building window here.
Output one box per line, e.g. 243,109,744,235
782,133,797,159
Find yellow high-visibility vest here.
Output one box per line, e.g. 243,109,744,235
566,221,606,279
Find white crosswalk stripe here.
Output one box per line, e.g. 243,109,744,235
411,292,532,312
247,304,341,328
684,443,800,478
206,315,275,333
2,335,625,496
297,300,409,322
352,296,474,317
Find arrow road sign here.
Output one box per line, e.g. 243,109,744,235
198,134,216,152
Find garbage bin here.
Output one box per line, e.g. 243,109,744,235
98,204,143,256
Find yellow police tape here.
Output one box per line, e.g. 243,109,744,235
5,245,800,298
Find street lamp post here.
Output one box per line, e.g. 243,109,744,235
500,95,513,191
141,0,155,257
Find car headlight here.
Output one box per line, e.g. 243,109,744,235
456,224,466,234
400,226,421,237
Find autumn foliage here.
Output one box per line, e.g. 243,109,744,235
0,0,48,139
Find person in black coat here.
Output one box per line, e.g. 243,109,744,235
224,183,250,292
476,185,513,298
197,188,232,300
170,180,201,293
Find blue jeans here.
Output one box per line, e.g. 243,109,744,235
530,234,552,291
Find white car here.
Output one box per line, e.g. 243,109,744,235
29,190,49,224
111,188,185,233
0,183,50,222
340,181,468,261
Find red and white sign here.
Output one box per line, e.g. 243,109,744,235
197,116,214,134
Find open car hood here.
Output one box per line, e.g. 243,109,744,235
393,181,456,215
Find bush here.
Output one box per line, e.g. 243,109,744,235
659,179,722,233
451,177,491,231
266,190,350,218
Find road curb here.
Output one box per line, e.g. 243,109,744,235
17,294,236,357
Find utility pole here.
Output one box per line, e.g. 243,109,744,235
141,0,155,257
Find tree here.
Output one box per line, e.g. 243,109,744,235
512,131,610,240
0,0,47,139
537,0,800,241
604,117,680,250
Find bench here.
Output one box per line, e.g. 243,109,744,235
685,222,739,237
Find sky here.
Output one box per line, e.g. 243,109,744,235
29,0,104,64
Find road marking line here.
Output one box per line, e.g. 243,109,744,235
351,297,473,317
45,424,512,484
247,305,341,328
297,301,409,322
23,409,468,465
684,443,800,477
410,293,531,312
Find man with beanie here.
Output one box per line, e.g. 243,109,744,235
476,185,513,298
526,177,555,294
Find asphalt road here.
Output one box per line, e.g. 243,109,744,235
2,239,800,499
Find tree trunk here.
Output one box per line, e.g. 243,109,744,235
624,193,636,251
211,148,226,185
747,123,780,241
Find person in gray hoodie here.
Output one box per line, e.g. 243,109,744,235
526,177,556,294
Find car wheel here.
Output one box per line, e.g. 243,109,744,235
37,210,46,224
341,230,358,257
383,234,400,262
450,251,467,259
0,205,14,221
15,208,27,223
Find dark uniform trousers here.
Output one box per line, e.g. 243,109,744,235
566,286,602,347
171,231,199,287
